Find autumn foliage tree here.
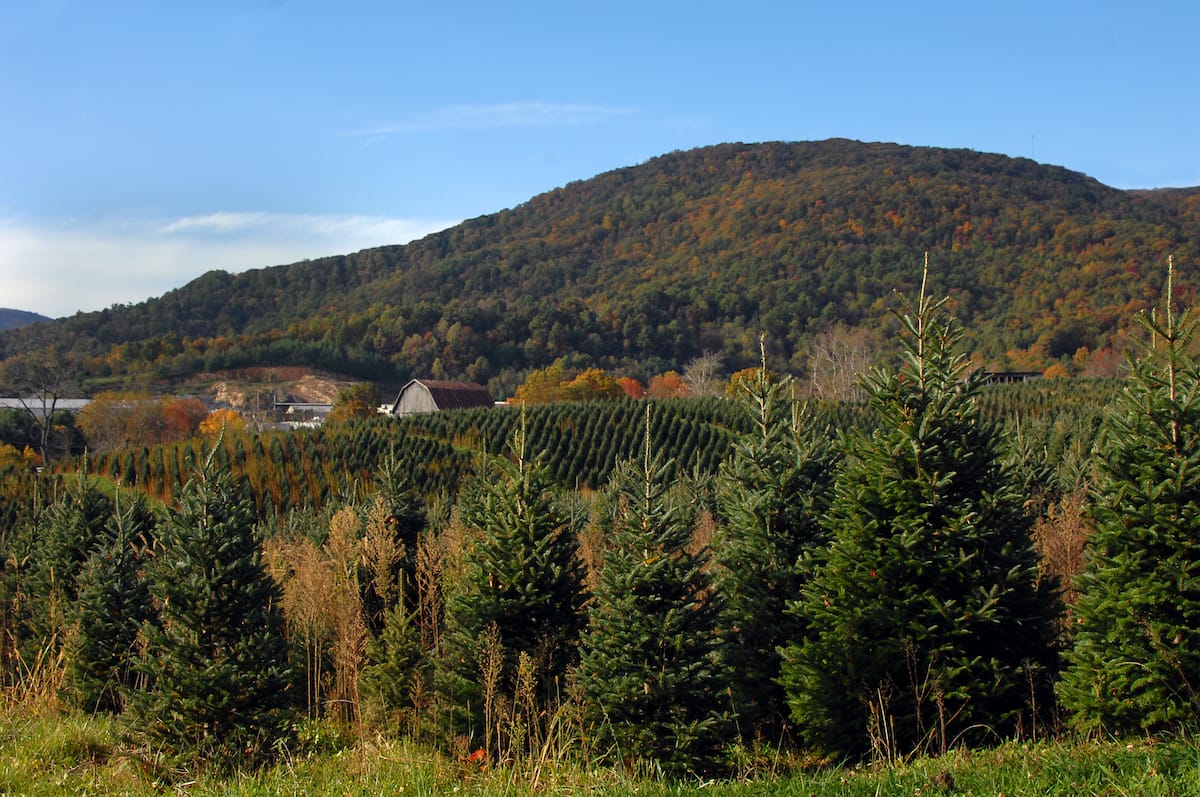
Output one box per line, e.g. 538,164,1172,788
162,397,208,439
559,368,625,402
199,408,247,436
618,376,646,399
511,359,572,405
646,371,690,400
326,382,383,425
513,361,626,404
77,392,207,452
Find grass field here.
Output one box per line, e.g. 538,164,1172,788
2,712,1198,796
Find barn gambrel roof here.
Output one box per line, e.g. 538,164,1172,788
387,379,494,415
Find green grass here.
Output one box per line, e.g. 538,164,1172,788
2,713,1199,795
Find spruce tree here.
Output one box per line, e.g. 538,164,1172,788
68,491,155,714
780,266,1059,759
435,421,587,755
713,344,837,741
129,451,295,770
1059,259,1200,734
575,408,728,776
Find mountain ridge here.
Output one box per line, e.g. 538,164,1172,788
2,139,1198,394
0,309,52,332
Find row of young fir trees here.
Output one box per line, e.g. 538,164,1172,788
16,263,1200,775
399,264,1200,772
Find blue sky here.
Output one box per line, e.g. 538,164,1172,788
2,1,1197,317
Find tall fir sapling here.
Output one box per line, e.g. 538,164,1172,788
713,339,837,741
1059,257,1200,734
435,416,587,756
25,473,114,656
129,446,295,769
780,260,1060,759
575,405,729,776
67,490,155,713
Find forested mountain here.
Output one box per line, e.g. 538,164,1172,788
3,139,1198,395
0,309,51,332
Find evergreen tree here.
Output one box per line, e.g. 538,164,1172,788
435,420,587,755
129,450,295,770
24,473,114,659
68,491,155,713
712,345,837,741
1059,260,1200,735
361,599,427,725
575,407,728,776
780,266,1059,759
368,448,427,630
359,451,438,728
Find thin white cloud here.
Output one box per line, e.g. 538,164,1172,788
357,101,635,136
159,212,283,234
0,213,456,318
158,211,446,241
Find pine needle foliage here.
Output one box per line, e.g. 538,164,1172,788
1059,258,1200,735
781,263,1060,759
575,406,729,776
436,418,587,754
128,449,296,771
713,340,838,740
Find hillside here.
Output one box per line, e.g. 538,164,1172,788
0,309,51,332
2,140,1198,395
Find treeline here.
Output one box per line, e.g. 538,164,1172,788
4,141,1200,395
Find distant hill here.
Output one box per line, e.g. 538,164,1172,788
0,309,51,332
2,139,1198,394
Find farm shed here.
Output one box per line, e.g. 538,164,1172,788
383,379,495,417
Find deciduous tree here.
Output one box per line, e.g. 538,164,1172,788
0,345,83,462
559,368,625,402
199,408,246,436
683,351,725,398
646,371,690,400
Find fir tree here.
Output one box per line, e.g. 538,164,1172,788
575,407,728,776
1059,259,1200,734
129,450,295,770
712,341,838,741
780,264,1060,759
68,490,155,714
435,419,587,755
362,598,426,724
367,448,427,631
25,474,114,654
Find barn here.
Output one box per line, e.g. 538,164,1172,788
383,379,495,417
